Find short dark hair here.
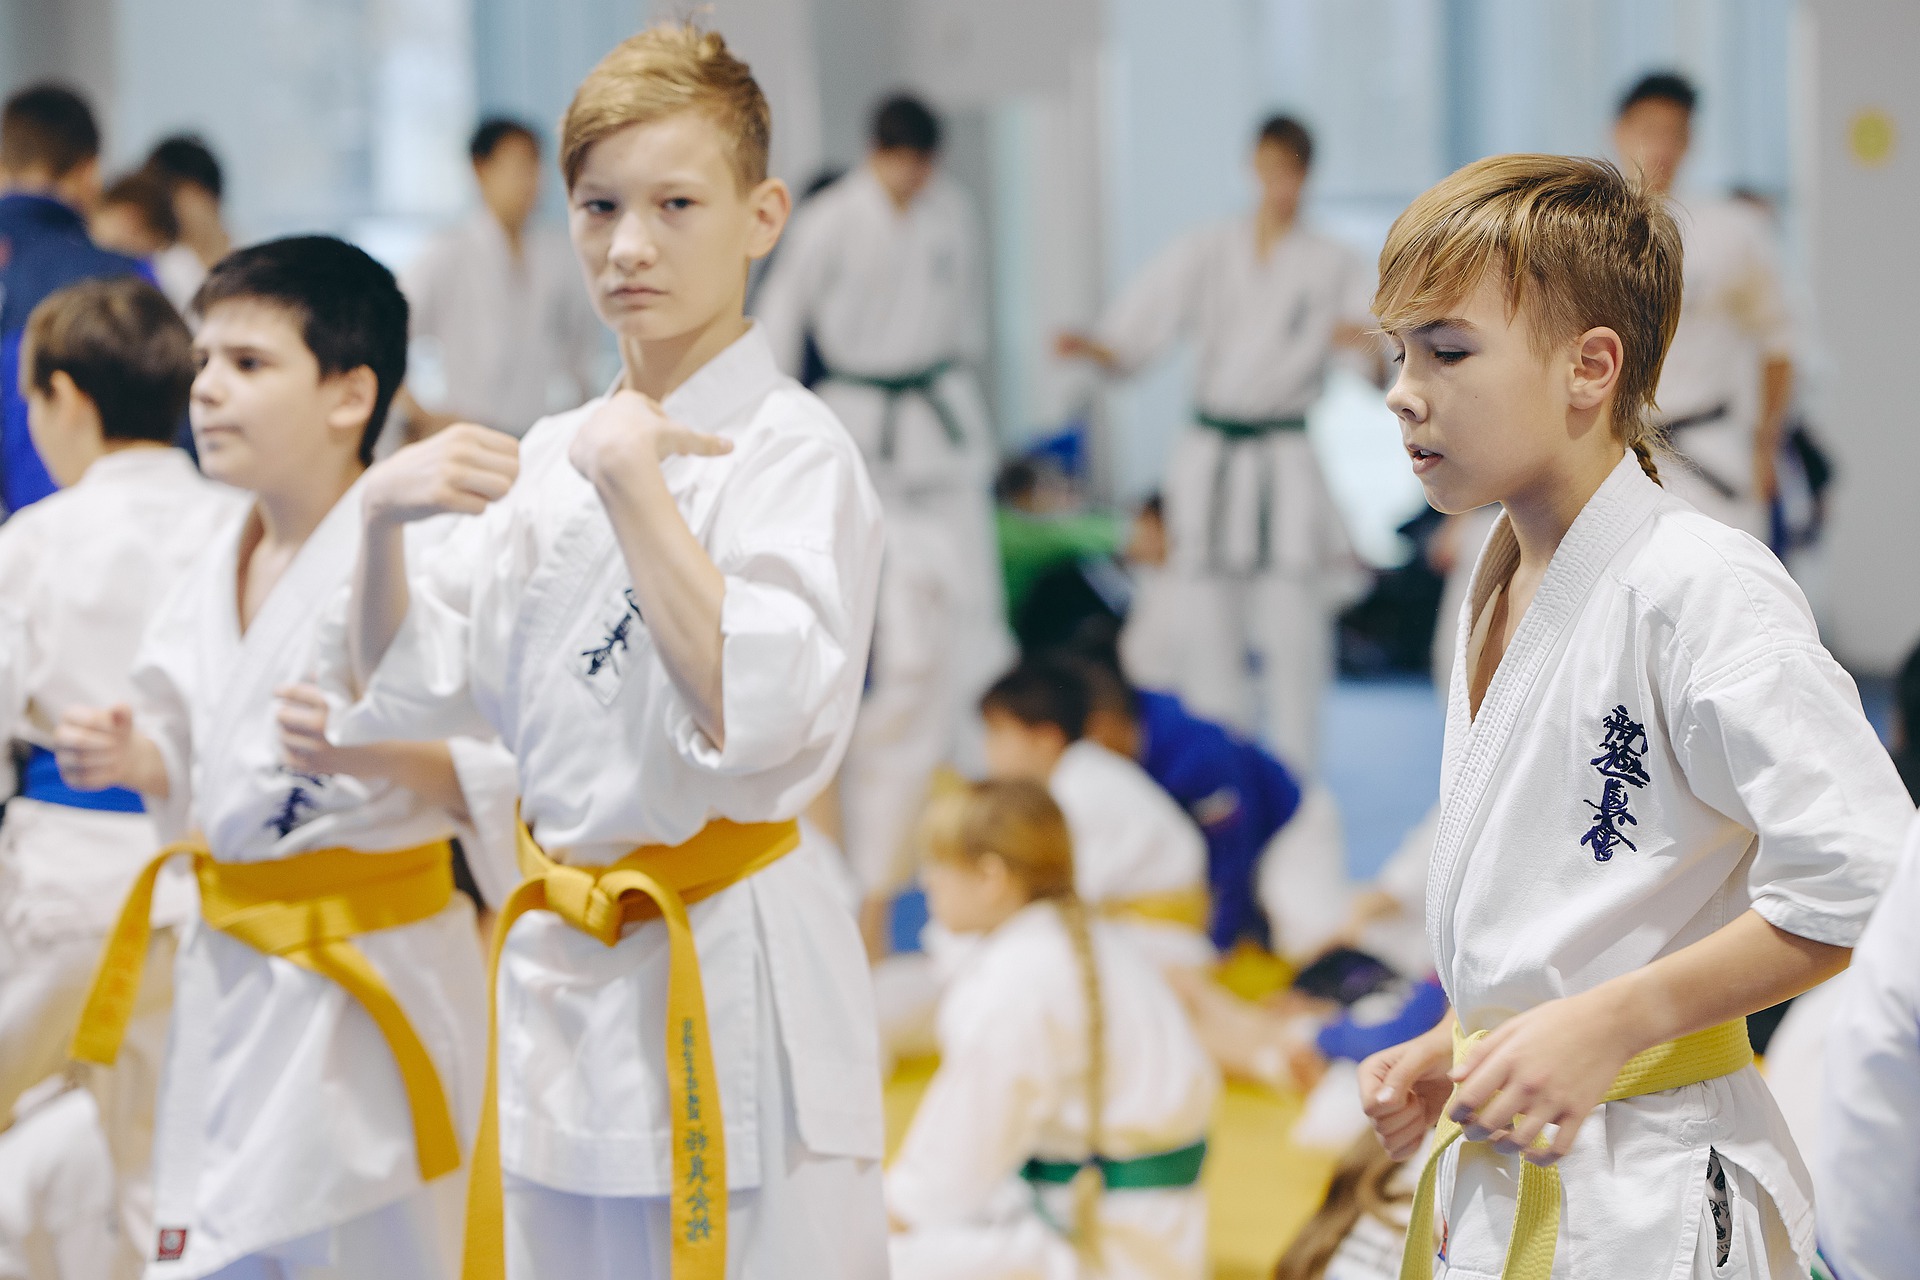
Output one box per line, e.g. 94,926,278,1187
1618,71,1698,118
146,134,224,199
100,170,180,243
24,277,194,445
470,117,540,165
871,93,941,154
1,84,100,178
981,656,1091,742
1257,114,1313,169
1067,652,1138,721
192,236,409,465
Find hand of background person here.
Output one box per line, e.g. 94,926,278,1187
54,705,170,797
567,389,732,492
363,422,520,528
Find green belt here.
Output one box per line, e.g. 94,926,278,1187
825,361,963,459
1021,1140,1207,1190
1194,411,1307,439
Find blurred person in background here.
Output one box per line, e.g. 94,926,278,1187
89,170,204,316
1615,71,1795,542
1,85,155,515
397,117,602,440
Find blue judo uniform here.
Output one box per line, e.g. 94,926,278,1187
1134,688,1303,950
1,192,150,513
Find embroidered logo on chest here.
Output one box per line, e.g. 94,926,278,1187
1581,705,1650,862
574,588,646,706
265,768,328,839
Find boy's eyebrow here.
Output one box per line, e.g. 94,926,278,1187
1410,318,1477,337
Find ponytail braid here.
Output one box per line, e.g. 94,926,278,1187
1055,894,1107,1262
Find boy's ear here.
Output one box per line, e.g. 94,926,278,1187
323,365,381,439
1568,326,1625,412
745,177,792,262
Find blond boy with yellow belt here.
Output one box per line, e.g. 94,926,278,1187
315,25,889,1280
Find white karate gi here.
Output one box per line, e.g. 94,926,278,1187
754,167,1013,769
318,326,891,1279
151,245,207,320
0,1082,138,1280
1049,740,1212,972
1423,454,1908,1279
1094,218,1371,761
887,902,1219,1280
837,509,959,897
0,450,238,1271
401,213,603,437
1814,812,1920,1280
1654,196,1794,539
130,486,510,1279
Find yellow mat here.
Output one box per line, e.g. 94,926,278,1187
885,1056,1338,1279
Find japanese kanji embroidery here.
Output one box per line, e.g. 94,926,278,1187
1581,705,1649,862
266,767,327,838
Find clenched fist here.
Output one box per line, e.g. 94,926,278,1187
363,422,520,529
568,389,731,491
55,704,166,796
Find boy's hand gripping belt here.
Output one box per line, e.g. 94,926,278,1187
71,838,465,1182
462,815,801,1280
1399,1018,1754,1280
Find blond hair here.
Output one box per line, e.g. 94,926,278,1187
919,780,1109,1257
1374,154,1683,482
560,22,770,192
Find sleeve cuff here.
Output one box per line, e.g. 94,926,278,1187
1750,891,1869,949
446,736,522,909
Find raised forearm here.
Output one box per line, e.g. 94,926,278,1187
348,520,412,690
1591,909,1847,1058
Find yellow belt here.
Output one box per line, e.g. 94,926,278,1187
70,838,463,1183
1400,1018,1754,1280
463,817,802,1280
1101,886,1211,931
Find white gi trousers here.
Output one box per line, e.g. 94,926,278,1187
195,1182,464,1280
1168,572,1332,768
501,946,889,1279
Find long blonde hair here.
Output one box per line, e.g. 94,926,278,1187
1373,154,1683,483
920,780,1109,1256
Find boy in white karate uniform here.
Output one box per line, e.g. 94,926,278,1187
1056,116,1372,762
1613,72,1795,541
0,277,241,1277
980,658,1212,973
1356,156,1909,1279
55,238,514,1280
753,93,1013,769
888,780,1218,1280
316,26,889,1279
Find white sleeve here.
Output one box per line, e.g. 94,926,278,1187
1676,640,1913,946
399,241,446,344
884,988,1056,1228
315,513,498,747
1816,815,1920,1278
1094,230,1207,376
752,202,832,376
0,526,35,750
127,592,201,842
1736,212,1795,361
446,735,522,909
667,426,883,777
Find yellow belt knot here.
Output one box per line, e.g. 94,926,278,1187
463,814,801,1280
1400,1018,1754,1280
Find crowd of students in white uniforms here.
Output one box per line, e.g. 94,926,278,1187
2,28,1920,1280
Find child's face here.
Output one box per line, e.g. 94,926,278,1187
869,146,936,208
921,853,1023,936
475,134,542,230
981,710,1068,783
1253,140,1307,222
568,112,789,348
1614,100,1691,194
22,364,101,488
1384,272,1617,515
91,202,166,257
190,299,374,495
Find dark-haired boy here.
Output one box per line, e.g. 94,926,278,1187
1613,70,1795,541
755,91,1013,902
980,657,1211,973
1,84,152,513
0,276,239,1273
398,117,601,440
1056,114,1373,766
55,237,515,1280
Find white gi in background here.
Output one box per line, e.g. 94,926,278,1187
1815,812,1920,1280
1653,196,1794,539
150,245,208,321
838,510,959,898
0,450,239,1272
754,167,1014,770
1049,740,1213,972
1093,218,1371,763
131,487,514,1280
401,213,603,438
0,1081,131,1280
887,902,1219,1280
1425,455,1908,1279
318,327,891,1279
